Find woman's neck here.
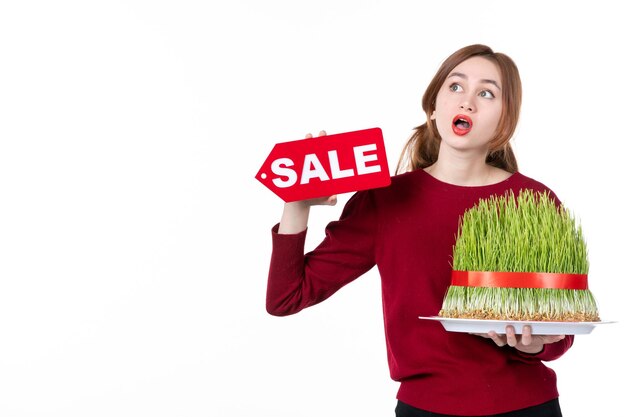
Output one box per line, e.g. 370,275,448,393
424,149,510,186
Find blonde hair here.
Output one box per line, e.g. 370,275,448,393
396,44,522,174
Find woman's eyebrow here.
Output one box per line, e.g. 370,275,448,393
448,72,501,90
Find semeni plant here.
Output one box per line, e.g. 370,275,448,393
439,189,600,322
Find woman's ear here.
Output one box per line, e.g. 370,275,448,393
430,110,436,120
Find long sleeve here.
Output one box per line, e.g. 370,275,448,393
266,191,377,316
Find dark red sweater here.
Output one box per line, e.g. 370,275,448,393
267,169,573,415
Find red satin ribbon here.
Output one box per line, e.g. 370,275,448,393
451,270,588,290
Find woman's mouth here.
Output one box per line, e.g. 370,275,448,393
452,114,473,136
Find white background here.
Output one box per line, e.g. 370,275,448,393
0,1,623,416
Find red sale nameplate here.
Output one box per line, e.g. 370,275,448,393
255,128,391,202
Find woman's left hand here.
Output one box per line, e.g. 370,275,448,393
475,325,565,354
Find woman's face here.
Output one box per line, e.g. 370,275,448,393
432,56,503,155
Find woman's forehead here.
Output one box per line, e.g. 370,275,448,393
448,56,502,84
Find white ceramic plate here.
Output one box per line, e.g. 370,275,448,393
419,316,616,335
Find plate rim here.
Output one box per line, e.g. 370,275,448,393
418,316,615,325
418,316,616,335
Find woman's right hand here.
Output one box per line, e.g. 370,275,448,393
297,131,337,205
277,131,337,234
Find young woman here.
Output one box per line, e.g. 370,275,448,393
266,44,569,417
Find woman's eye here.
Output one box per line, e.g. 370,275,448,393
479,90,495,99
450,83,463,93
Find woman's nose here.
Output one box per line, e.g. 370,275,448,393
459,99,475,112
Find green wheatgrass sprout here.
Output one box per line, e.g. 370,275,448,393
439,189,600,322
